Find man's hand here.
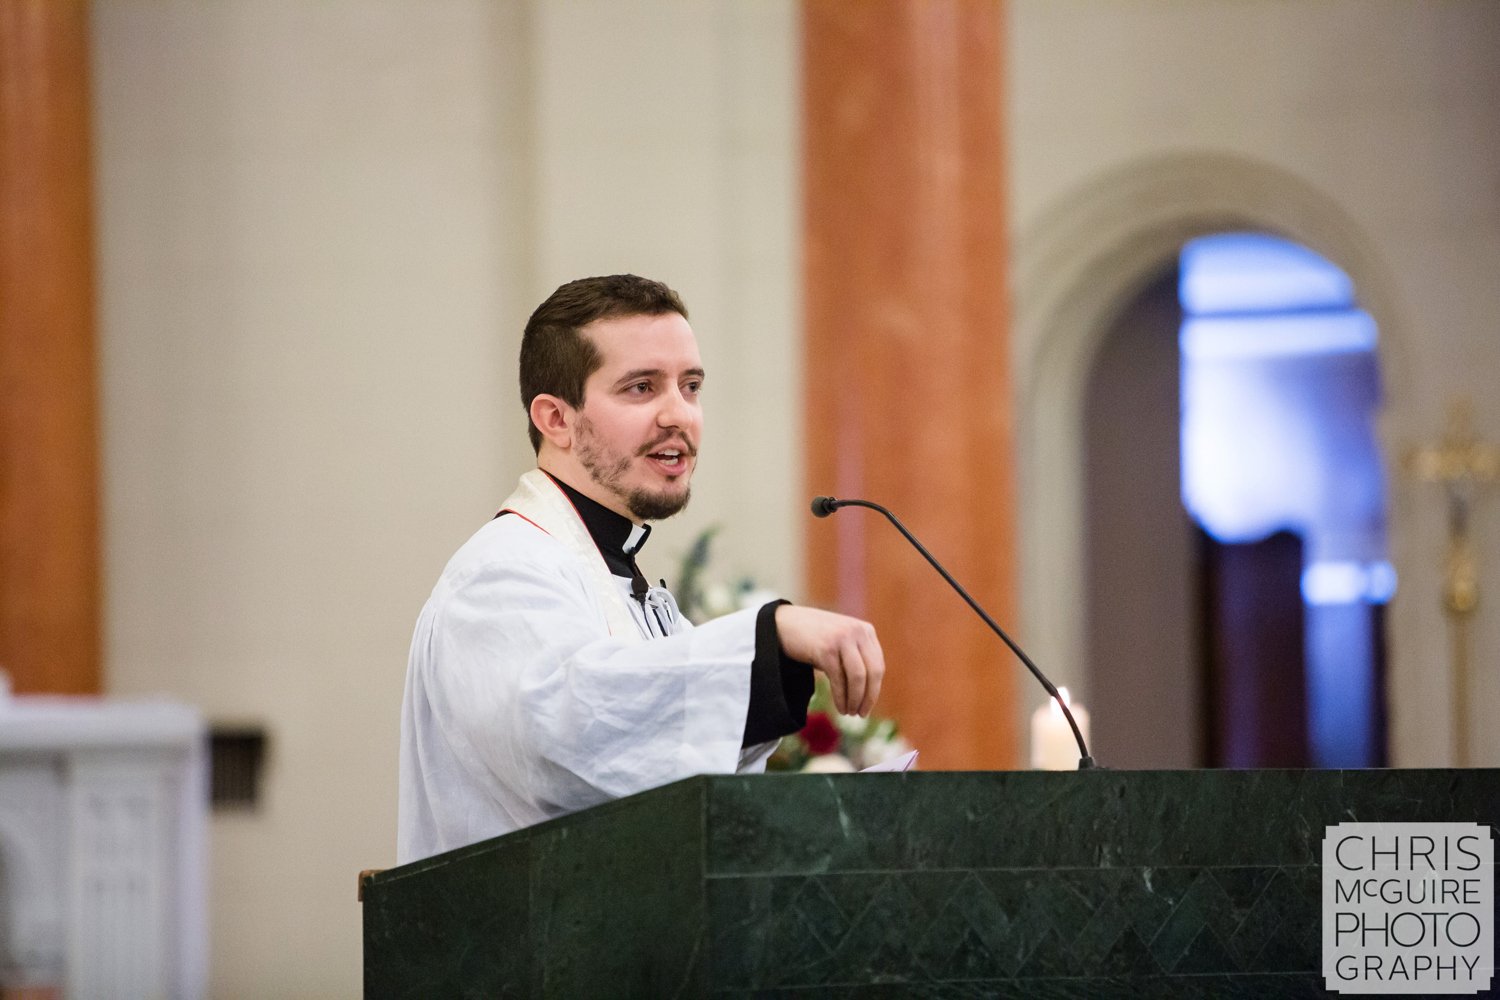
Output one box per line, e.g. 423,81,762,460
773,605,885,718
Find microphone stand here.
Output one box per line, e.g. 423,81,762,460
813,495,1096,770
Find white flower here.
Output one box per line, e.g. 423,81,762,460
801,753,856,773
836,713,871,739
854,733,912,769
701,583,737,619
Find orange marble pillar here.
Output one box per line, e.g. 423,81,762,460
0,0,101,694
803,0,1016,769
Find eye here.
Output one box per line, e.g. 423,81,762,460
683,379,703,397
625,380,653,395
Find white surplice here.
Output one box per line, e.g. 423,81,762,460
397,469,773,863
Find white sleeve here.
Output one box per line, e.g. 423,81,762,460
417,540,760,818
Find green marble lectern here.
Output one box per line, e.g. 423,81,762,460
361,769,1498,998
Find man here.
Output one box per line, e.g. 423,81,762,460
398,274,884,863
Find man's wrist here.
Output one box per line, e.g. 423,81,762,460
742,600,812,746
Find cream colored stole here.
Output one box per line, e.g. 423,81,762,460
497,469,642,640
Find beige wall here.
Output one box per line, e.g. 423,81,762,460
91,1,797,995
1008,0,1500,768
524,0,803,596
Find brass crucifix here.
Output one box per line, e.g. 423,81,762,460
1404,398,1499,765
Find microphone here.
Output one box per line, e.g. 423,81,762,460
810,494,1096,769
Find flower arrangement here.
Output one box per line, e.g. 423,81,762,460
765,676,910,772
675,526,909,773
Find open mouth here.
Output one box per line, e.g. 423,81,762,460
646,448,688,472
640,437,695,476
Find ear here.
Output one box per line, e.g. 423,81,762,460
529,394,575,451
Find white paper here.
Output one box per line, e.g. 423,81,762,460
860,749,918,772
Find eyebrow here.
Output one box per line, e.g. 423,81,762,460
614,367,706,387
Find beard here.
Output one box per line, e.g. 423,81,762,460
576,418,693,521
621,483,691,521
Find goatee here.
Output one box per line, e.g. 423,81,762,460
624,485,691,521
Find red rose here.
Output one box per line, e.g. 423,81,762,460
800,712,841,756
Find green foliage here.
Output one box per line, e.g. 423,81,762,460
673,525,722,623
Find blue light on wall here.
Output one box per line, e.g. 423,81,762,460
1180,235,1355,315
1301,560,1397,605
1179,232,1389,767
1180,234,1387,565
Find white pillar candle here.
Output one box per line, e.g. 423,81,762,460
1030,686,1090,770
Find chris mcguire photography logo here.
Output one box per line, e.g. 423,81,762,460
1323,822,1493,994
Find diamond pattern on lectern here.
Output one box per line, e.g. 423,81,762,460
742,863,1322,988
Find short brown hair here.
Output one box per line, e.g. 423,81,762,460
519,274,688,453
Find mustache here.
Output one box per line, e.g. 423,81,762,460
637,434,698,458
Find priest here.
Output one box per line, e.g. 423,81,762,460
397,274,885,863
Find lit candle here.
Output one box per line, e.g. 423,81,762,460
1030,686,1090,770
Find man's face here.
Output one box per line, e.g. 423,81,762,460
570,311,704,522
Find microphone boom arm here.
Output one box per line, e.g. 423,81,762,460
815,496,1096,770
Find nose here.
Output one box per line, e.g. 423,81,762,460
656,384,698,431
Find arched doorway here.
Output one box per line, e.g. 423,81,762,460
1014,153,1413,767
1181,233,1389,767
1079,233,1390,768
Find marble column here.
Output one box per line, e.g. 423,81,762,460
0,0,101,694
803,0,1017,768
